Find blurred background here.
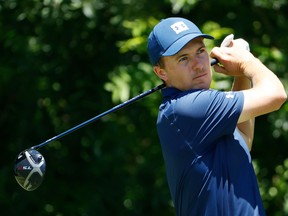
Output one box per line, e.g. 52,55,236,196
1,0,288,215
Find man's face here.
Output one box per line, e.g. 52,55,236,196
154,37,212,91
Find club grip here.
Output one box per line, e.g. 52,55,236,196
210,58,219,66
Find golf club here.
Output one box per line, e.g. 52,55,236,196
14,59,219,191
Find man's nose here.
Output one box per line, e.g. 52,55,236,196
191,57,203,71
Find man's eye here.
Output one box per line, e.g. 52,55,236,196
197,48,206,54
179,56,188,62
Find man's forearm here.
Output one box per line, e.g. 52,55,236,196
232,76,255,150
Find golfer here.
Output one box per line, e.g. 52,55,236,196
147,17,286,215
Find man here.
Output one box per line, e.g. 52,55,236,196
147,17,287,215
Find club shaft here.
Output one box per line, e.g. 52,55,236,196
32,83,165,149
31,59,218,150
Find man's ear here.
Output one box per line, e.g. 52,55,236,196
153,66,168,82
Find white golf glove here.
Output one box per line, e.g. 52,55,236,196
220,34,250,51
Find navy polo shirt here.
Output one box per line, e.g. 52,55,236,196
156,87,265,216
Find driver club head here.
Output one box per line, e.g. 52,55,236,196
14,149,46,191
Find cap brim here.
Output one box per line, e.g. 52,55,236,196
162,33,214,57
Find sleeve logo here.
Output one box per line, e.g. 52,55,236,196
225,92,235,99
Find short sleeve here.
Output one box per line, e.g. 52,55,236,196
172,89,244,153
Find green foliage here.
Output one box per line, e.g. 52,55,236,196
1,0,288,215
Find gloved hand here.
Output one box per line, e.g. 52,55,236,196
220,34,250,51
210,34,256,77
211,34,250,66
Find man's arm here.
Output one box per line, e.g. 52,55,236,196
232,76,254,150
211,41,287,132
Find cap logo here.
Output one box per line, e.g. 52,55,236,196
170,21,189,34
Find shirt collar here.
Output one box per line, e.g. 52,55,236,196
161,87,203,102
161,87,182,101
